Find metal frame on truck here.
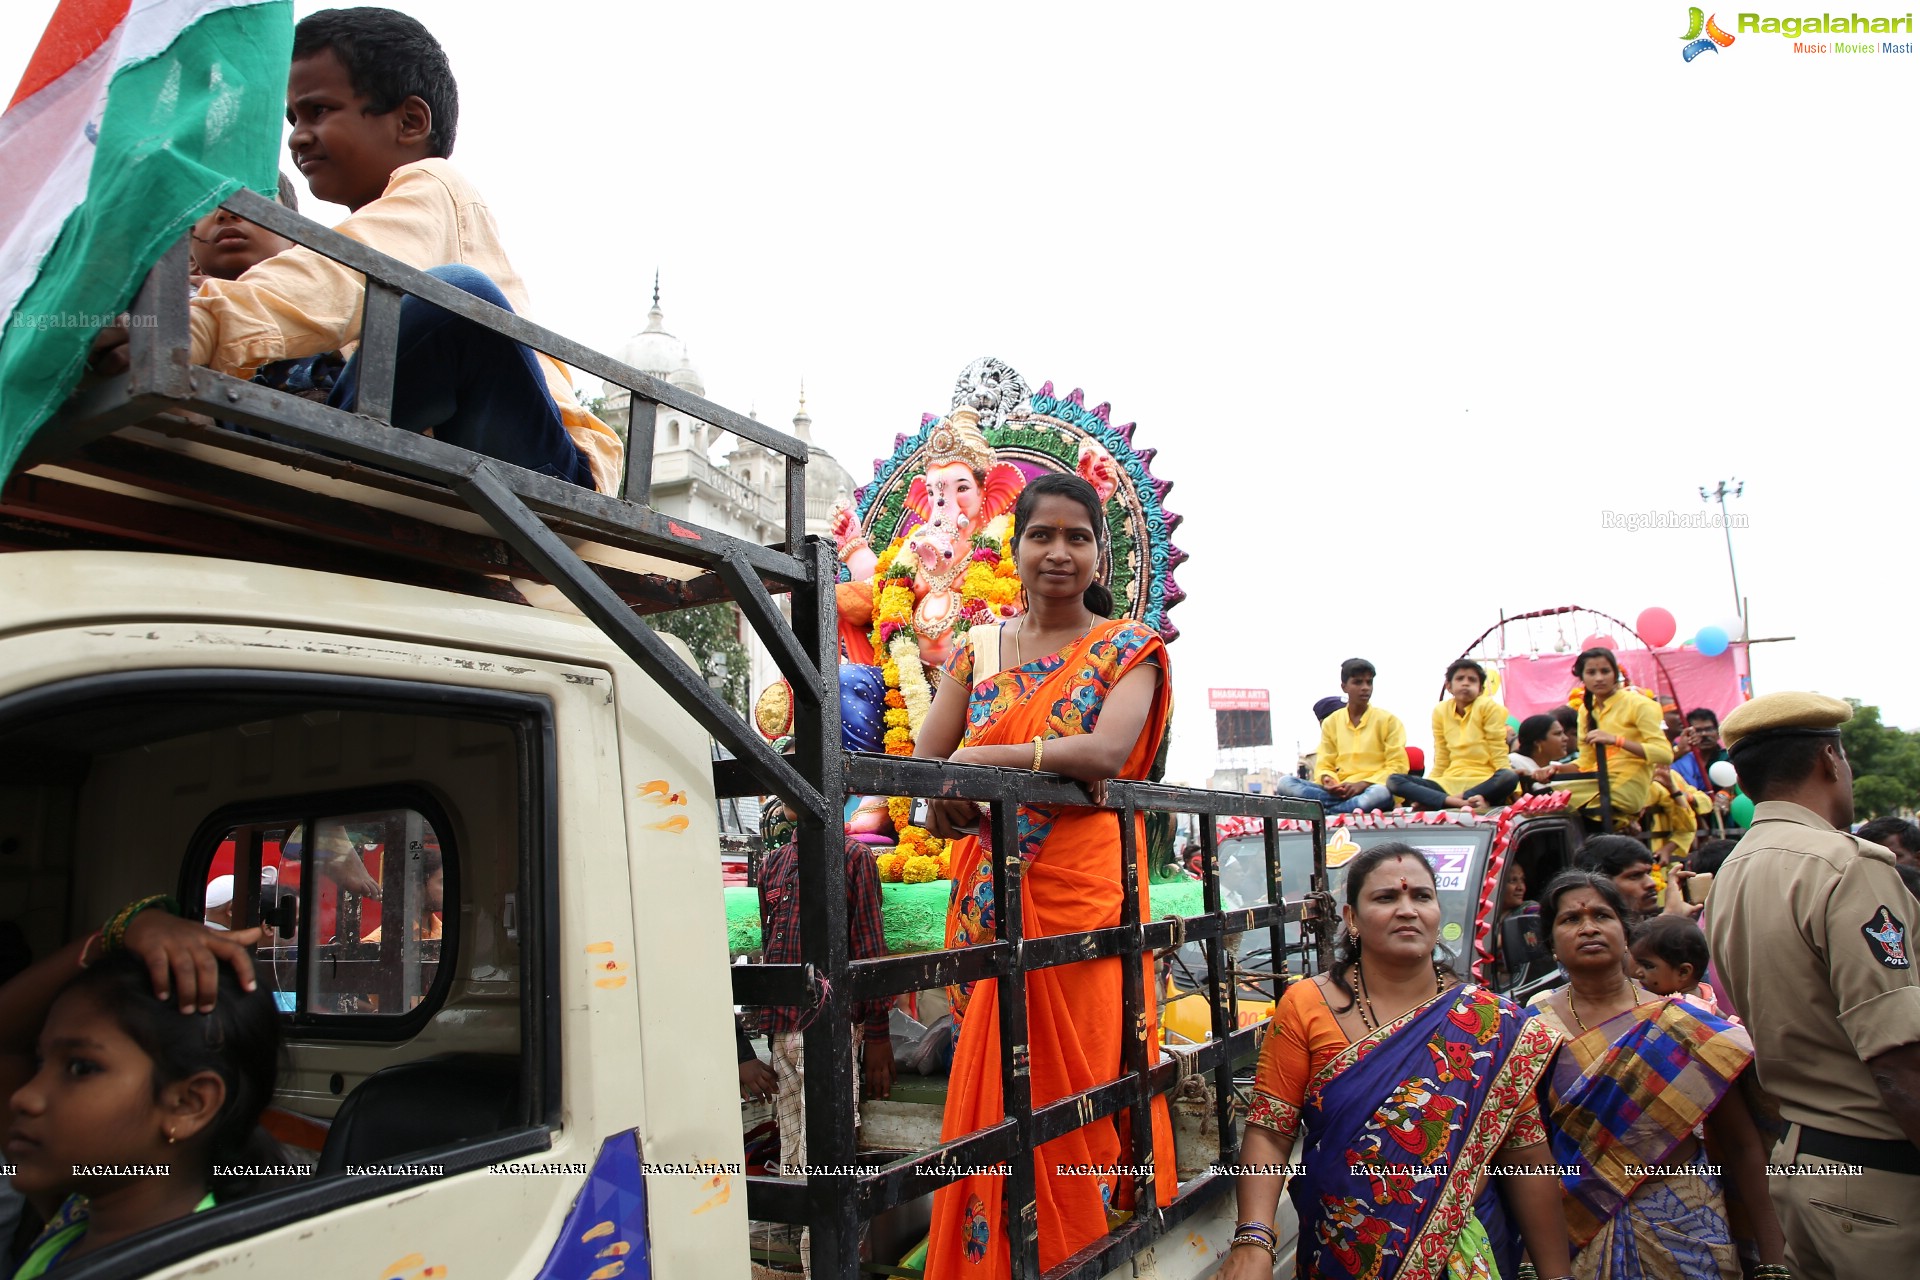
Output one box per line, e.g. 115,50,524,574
6,191,1332,1278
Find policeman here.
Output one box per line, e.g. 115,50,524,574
1707,692,1920,1277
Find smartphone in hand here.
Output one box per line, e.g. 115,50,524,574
1684,871,1714,905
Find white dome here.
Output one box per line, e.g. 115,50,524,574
667,358,706,399
616,304,689,378
613,277,703,393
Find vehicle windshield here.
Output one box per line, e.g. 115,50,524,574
1169,826,1491,1004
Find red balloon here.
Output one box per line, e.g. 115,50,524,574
1637,607,1677,648
1580,633,1618,652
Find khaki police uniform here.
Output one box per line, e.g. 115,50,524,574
1708,701,1920,1278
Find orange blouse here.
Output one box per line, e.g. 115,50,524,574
1248,977,1549,1151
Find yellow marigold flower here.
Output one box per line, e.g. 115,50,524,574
877,852,908,883
902,855,940,884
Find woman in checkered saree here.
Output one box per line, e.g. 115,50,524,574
1529,871,1788,1279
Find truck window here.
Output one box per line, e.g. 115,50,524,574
190,802,455,1023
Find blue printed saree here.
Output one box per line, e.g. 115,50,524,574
1286,984,1561,1280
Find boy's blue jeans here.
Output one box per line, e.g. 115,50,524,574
1272,776,1393,814
329,264,593,488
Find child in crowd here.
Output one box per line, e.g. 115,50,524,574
1630,914,1732,1018
187,173,344,402
98,7,622,492
2,903,278,1276
1388,660,1519,812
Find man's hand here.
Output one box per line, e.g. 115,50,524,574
864,1039,896,1100
1663,868,1704,918
739,1057,777,1102
89,323,131,377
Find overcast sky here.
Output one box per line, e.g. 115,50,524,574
6,3,1915,783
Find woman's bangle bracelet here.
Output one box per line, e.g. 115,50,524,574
1031,735,1045,771
1228,1236,1275,1259
1232,1222,1275,1246
103,894,178,953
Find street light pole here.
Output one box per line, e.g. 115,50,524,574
1699,479,1745,638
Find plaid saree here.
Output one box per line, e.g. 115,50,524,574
1540,995,1753,1274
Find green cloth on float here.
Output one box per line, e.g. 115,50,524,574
725,879,1205,954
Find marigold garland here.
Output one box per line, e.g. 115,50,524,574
860,528,1020,878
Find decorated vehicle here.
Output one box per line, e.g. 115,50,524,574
1161,794,1581,1045
822,358,1189,869
0,184,1323,1280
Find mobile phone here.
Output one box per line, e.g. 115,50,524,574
910,798,930,828
1684,872,1713,905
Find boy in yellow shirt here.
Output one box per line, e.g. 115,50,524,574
1275,659,1406,814
1389,660,1520,812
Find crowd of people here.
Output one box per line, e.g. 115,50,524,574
7,7,1919,1279
1282,650,1730,866
1224,690,1920,1280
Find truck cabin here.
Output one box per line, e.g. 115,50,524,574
1,193,1331,1280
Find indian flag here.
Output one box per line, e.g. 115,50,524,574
0,0,291,478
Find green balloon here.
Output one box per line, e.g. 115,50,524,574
1730,794,1755,827
1507,714,1520,730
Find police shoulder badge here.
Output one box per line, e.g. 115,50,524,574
1862,905,1911,970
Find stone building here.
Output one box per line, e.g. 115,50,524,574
599,280,858,697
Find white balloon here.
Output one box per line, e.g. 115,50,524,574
1708,760,1739,788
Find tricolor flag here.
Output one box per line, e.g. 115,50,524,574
0,0,291,478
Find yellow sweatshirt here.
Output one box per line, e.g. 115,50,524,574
1430,696,1511,794
1315,706,1409,786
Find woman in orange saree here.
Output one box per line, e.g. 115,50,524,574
915,473,1178,1278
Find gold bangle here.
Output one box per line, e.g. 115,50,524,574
1032,735,1045,771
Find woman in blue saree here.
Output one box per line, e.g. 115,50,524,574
1222,842,1573,1280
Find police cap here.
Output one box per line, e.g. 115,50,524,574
1721,691,1853,755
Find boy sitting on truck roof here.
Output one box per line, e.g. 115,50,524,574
1274,658,1405,814
96,7,623,493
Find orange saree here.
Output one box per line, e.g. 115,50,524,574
924,618,1178,1279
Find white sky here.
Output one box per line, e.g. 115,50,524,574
5,2,1915,784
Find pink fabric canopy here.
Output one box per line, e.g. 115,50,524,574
1496,645,1752,720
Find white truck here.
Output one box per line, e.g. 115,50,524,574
0,191,1327,1279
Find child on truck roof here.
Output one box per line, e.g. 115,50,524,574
2,903,278,1278
95,7,623,493
188,174,345,404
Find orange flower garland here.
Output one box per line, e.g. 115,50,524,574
862,529,1021,878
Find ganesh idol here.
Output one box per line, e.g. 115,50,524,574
829,407,1027,672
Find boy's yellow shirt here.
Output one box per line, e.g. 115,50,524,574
1314,705,1408,786
189,159,624,494
1429,696,1510,794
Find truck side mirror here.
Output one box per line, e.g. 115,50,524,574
1500,913,1551,970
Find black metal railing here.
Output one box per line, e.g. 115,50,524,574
722,754,1330,1279
18,196,1338,1280
18,190,839,829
